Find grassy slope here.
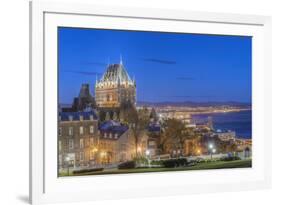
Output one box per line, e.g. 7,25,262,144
60,159,252,177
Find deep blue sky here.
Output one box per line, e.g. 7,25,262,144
58,27,252,104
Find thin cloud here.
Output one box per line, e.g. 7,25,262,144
143,58,176,65
176,77,194,80
81,62,107,67
62,70,102,76
167,95,218,98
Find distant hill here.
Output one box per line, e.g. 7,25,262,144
60,101,251,108
137,101,251,108
59,103,72,108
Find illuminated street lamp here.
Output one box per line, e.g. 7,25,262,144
145,150,150,156
146,150,151,168
65,156,70,176
208,143,215,159
210,148,216,159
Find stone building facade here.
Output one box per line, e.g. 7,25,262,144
98,120,136,163
58,110,99,169
58,111,138,170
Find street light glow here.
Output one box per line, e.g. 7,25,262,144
212,148,216,153
100,151,107,157
145,150,150,156
209,144,213,149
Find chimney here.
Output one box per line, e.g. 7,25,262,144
79,84,91,98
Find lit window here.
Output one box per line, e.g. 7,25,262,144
79,138,84,148
80,152,84,161
90,125,94,134
58,140,62,152
79,126,84,135
58,127,62,136
68,127,73,136
69,139,74,149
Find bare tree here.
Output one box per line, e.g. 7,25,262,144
163,119,195,157
130,108,150,157
119,101,150,156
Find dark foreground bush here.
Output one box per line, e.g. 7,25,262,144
220,156,241,161
118,161,136,169
150,160,164,166
73,168,104,174
162,158,188,168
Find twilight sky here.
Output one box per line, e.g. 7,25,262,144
58,27,252,104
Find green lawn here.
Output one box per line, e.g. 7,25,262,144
60,159,252,177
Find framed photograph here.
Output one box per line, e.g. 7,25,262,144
30,1,271,204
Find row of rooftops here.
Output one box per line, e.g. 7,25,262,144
59,111,234,137
59,110,98,121
59,111,161,140
99,120,129,140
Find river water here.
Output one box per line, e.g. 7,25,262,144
191,110,252,139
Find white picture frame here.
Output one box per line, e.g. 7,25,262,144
30,1,272,204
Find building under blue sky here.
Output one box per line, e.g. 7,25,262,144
58,27,252,104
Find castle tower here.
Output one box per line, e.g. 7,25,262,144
71,83,96,111
95,60,136,108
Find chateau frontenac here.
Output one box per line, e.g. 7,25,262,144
95,59,136,108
